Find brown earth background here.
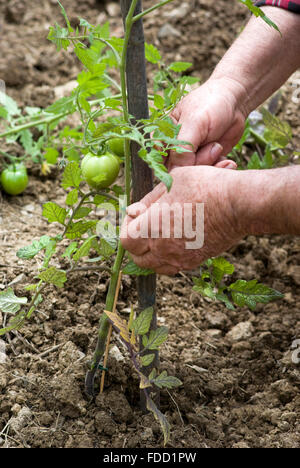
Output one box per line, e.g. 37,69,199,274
0,0,299,448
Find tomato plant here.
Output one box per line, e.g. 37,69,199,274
0,163,28,195
108,137,125,158
0,0,290,445
81,152,120,189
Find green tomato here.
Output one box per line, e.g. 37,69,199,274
81,153,120,190
108,138,125,158
0,164,28,196
81,152,94,173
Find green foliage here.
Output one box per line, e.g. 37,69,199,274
150,370,182,389
261,108,293,149
229,279,283,310
17,235,51,260
238,0,280,32
0,289,27,315
230,108,294,169
142,326,169,350
123,260,154,276
131,307,153,335
105,304,180,446
42,202,67,225
38,267,67,288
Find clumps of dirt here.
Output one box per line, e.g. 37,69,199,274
0,0,299,449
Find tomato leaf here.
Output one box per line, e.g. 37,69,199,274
66,188,78,206
17,235,51,260
61,161,81,189
42,202,67,225
229,280,283,310
45,148,59,164
168,62,192,73
65,220,97,239
146,395,170,446
145,43,161,64
0,288,28,315
151,370,182,389
132,307,153,336
72,238,93,261
123,261,154,276
38,267,67,288
143,326,168,350
140,353,155,367
62,242,78,259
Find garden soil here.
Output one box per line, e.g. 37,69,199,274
0,0,299,448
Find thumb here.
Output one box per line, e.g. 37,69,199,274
168,114,203,169
126,182,167,218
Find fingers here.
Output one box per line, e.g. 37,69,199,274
168,111,202,169
126,182,167,218
167,149,196,171
215,160,237,170
195,142,223,166
120,214,150,256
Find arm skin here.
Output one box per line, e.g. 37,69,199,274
232,166,300,237
120,166,300,275
167,7,300,169
120,8,300,275
211,7,300,119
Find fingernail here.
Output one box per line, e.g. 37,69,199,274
126,202,147,217
210,143,223,159
225,161,237,170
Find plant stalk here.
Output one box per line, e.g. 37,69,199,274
85,2,139,396
132,0,175,22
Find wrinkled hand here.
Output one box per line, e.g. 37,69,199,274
120,166,244,275
167,77,246,170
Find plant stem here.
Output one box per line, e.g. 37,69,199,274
64,36,121,65
0,97,121,140
100,270,123,393
0,112,69,139
68,265,111,274
132,0,175,22
85,0,139,397
62,192,92,237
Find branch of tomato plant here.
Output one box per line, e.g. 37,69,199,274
132,0,175,22
63,36,121,66
68,265,111,274
249,128,284,158
0,150,27,165
0,96,124,140
85,0,140,396
0,112,70,139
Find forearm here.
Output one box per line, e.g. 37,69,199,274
231,166,300,236
211,7,300,117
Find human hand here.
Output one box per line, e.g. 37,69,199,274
167,77,247,170
120,166,244,275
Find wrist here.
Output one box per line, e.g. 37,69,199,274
207,75,250,120
210,8,300,119
228,167,300,237
228,170,272,237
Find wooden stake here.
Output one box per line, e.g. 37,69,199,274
121,0,159,410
